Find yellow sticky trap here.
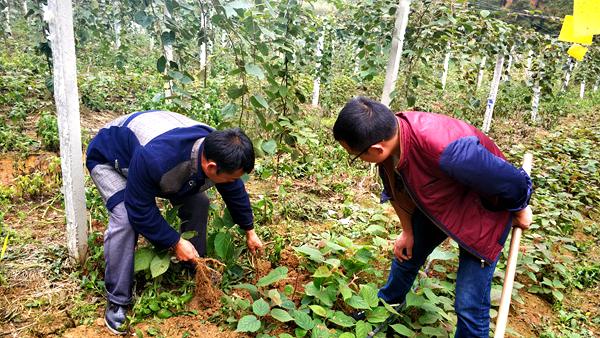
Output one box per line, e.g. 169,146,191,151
558,16,593,45
573,0,600,36
568,44,588,61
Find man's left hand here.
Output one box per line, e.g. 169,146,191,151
513,206,533,230
245,229,263,255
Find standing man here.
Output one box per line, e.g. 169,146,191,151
332,97,532,337
86,110,263,335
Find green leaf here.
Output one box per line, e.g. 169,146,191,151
279,335,294,338
390,323,414,336
292,310,315,330
250,94,269,109
365,224,387,236
480,10,490,18
329,311,355,327
359,285,379,308
252,298,270,317
268,289,282,306
236,315,261,333
261,139,277,155
339,283,353,301
366,307,388,323
422,326,446,336
181,231,197,240
347,295,370,310
339,334,355,338
233,284,259,300
405,291,425,308
257,266,288,287
245,63,265,80
355,320,372,338
270,308,293,322
313,266,332,278
150,252,170,278
157,56,167,73
134,247,155,273
309,305,328,318
221,103,238,119
227,85,248,100
294,245,324,262
214,232,231,260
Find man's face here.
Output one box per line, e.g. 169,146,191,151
205,166,245,184
340,141,388,164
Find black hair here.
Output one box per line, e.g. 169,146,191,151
204,128,255,174
332,96,397,151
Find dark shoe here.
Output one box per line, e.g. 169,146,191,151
104,302,128,335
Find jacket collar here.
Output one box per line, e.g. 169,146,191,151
394,113,410,171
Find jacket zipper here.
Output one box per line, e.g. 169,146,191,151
396,171,491,266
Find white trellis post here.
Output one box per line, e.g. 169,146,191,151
2,2,11,35
524,50,534,82
112,0,121,49
531,79,541,122
311,30,325,107
163,6,174,98
198,5,207,72
476,56,487,90
580,81,585,98
482,53,505,133
503,45,515,82
353,46,360,75
44,0,88,263
562,59,575,92
441,46,451,91
594,78,599,92
381,0,411,107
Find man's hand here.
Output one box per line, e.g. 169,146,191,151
513,206,533,230
173,238,199,261
394,230,414,262
245,229,263,255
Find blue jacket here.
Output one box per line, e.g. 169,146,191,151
86,111,253,249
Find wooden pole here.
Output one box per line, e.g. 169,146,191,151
45,0,88,263
494,153,533,338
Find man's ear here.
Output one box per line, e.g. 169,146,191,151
371,143,386,155
205,161,218,175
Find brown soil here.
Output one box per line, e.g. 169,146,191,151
506,291,554,337
62,315,247,338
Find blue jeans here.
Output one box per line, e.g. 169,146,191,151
378,210,498,338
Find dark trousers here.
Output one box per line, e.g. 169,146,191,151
378,210,498,338
103,192,209,305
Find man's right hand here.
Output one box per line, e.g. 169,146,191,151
173,238,199,262
394,230,414,262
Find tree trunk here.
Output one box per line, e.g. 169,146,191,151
482,54,504,133
381,0,411,107
44,0,88,263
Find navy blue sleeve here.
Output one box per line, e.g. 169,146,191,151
439,136,532,211
215,179,254,230
124,149,181,249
